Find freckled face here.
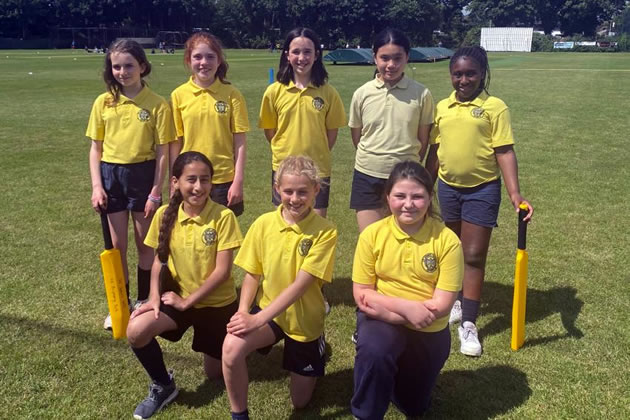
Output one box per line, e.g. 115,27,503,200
189,42,220,87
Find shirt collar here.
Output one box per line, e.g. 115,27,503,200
388,214,432,242
119,85,149,104
285,79,315,91
447,90,489,107
374,74,409,90
177,199,214,225
274,204,316,233
187,76,220,94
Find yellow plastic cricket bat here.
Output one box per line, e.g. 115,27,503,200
511,203,529,351
100,213,129,340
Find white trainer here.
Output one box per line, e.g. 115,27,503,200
458,321,482,357
103,313,112,330
449,300,462,324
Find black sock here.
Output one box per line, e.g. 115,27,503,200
231,409,249,420
137,266,151,301
131,338,170,385
461,298,480,325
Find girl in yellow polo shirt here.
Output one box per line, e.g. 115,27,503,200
426,46,533,357
222,156,338,420
349,28,434,233
259,27,346,218
86,39,175,330
351,161,463,419
170,32,249,216
126,151,243,420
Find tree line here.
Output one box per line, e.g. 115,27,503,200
1,0,629,48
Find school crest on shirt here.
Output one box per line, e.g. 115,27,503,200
471,107,485,118
137,108,151,122
202,228,217,246
422,253,437,273
214,101,229,114
298,238,313,256
312,97,325,111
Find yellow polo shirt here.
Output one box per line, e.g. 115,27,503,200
352,215,463,332
258,81,347,177
234,205,338,342
171,77,250,183
145,199,242,308
86,87,175,164
348,75,434,179
432,91,515,188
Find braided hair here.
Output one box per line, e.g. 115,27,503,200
449,46,491,94
157,152,214,265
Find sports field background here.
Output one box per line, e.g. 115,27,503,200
0,49,628,418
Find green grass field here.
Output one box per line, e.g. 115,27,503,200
1,49,629,419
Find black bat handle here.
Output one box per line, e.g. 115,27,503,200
517,205,528,250
100,212,114,251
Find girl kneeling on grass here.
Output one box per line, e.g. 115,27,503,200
222,156,338,420
126,152,243,419
351,161,463,419
426,46,533,357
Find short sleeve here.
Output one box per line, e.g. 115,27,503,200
352,230,377,285
434,232,464,293
86,95,106,141
258,85,277,129
300,227,338,283
325,86,347,129
154,99,176,145
216,209,243,252
348,89,362,128
419,89,435,126
170,90,184,138
234,218,264,275
491,107,515,148
144,205,167,249
230,88,250,133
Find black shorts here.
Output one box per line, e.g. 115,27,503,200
271,170,330,210
159,300,237,359
100,160,156,213
210,181,244,216
251,306,326,377
350,169,387,211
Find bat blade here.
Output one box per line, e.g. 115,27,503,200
511,248,528,350
100,248,130,340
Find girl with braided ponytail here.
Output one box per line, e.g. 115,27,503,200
126,151,243,419
426,46,533,357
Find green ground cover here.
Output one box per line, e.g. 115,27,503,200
0,49,628,419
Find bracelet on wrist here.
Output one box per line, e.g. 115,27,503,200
148,194,161,204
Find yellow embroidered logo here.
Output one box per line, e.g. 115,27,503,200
298,238,313,256
312,97,325,111
137,109,151,122
202,228,217,246
422,253,437,273
214,101,229,114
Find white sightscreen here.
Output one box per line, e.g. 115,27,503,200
480,27,533,52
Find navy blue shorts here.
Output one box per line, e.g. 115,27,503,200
271,170,330,210
210,181,244,216
159,300,237,359
350,169,387,211
437,178,501,228
352,310,451,419
251,306,326,377
100,160,156,214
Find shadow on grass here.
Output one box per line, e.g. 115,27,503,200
175,378,225,409
324,277,355,307
428,365,531,418
288,368,354,419
480,281,584,345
